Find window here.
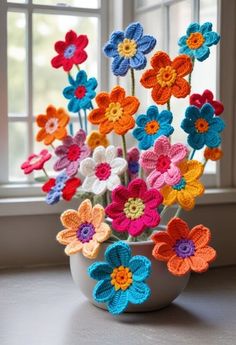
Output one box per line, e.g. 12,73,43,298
0,0,108,196
135,0,219,186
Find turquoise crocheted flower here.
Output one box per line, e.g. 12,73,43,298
103,22,156,76
133,105,174,150
88,241,151,315
178,22,220,62
63,70,97,112
181,103,225,150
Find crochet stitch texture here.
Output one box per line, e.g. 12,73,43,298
88,241,151,314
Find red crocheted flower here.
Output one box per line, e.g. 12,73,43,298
105,178,163,237
21,150,52,174
42,177,81,201
51,30,88,72
190,89,224,116
42,178,56,193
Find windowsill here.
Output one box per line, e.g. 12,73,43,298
0,188,236,217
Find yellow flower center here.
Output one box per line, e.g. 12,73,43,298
195,118,209,133
105,102,123,122
156,66,177,87
124,197,145,220
186,32,205,50
117,38,137,58
45,118,58,134
110,266,133,291
145,120,160,134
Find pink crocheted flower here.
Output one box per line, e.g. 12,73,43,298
54,129,90,177
190,89,224,116
21,149,51,174
140,136,188,189
105,178,163,237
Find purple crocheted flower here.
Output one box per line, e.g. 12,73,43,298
54,129,90,176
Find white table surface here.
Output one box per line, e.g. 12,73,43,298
1,265,235,345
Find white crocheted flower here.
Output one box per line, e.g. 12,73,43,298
80,145,127,195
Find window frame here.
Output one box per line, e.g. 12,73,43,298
0,0,109,197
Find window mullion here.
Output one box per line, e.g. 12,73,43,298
0,0,9,183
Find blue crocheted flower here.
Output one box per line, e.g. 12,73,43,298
46,171,69,205
133,105,174,150
181,103,225,150
178,22,220,62
63,70,97,113
103,22,156,76
88,241,151,315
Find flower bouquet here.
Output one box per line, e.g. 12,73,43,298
21,22,225,315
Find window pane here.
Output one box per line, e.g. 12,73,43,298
33,0,100,8
7,12,27,117
9,122,28,182
7,0,27,3
135,0,162,9
32,13,98,116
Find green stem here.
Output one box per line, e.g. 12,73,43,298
121,135,129,185
188,58,195,87
69,122,74,136
78,110,83,130
50,143,55,150
130,68,135,96
83,109,88,134
106,190,110,207
189,149,196,160
127,235,136,242
76,64,80,71
42,168,49,179
174,206,182,218
167,100,171,111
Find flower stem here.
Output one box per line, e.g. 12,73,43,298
69,122,74,136
90,102,94,109
42,168,49,179
127,235,136,242
50,143,55,150
130,68,135,96
188,57,195,88
121,135,129,185
173,206,182,218
189,149,196,160
78,110,83,130
160,205,168,219
76,64,80,71
167,100,171,111
83,109,88,134
106,190,110,207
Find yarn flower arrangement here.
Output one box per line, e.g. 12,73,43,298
21,22,224,315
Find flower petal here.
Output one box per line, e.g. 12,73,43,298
128,282,151,304
167,255,190,276
56,229,77,245
200,102,214,120
105,241,131,268
140,150,157,170
195,45,210,62
172,55,193,77
167,217,189,241
128,178,147,198
184,160,204,182
54,156,69,171
143,189,163,208
122,96,140,115
80,157,96,177
115,115,135,135
205,130,221,148
189,224,211,249
107,174,121,191
151,231,174,246
92,179,107,195
78,199,92,223
154,135,171,155
110,31,124,45
147,170,164,189
152,84,171,105
195,246,216,263
103,42,118,57
209,117,225,132
82,176,97,192
140,69,158,88
130,51,146,70
129,256,151,282
125,22,143,40
177,189,195,211
82,239,100,259
185,180,205,197
186,23,200,36
110,86,125,103
93,280,115,303
99,119,114,135
137,35,156,54
60,210,80,229
94,223,111,242
110,185,129,204
88,262,113,281
107,289,128,315
203,31,220,46
151,51,171,71
110,157,127,174
105,145,117,163
169,143,188,163
165,165,182,186
187,132,205,150
65,239,83,255
161,186,177,206
91,204,105,227
112,56,129,76
112,215,131,232
93,146,106,163
188,256,209,273
153,241,175,261
88,108,105,124
200,22,212,34
171,77,190,98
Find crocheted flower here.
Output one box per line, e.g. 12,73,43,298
63,70,97,113
80,145,127,195
161,160,204,211
54,129,90,177
178,22,220,62
105,178,163,237
21,149,51,174
88,241,151,314
42,171,81,204
204,147,223,161
116,147,140,180
57,199,111,257
36,105,70,145
152,217,216,276
88,86,140,135
140,52,192,105
190,89,224,116
181,103,225,150
51,30,88,72
140,136,188,189
103,22,156,76
133,105,174,150
86,131,110,150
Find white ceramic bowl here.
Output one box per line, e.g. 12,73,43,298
70,240,190,312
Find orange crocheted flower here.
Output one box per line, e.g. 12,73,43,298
88,86,140,135
160,160,204,211
204,147,223,161
152,217,216,276
36,105,70,145
56,199,111,258
140,51,193,105
86,130,110,150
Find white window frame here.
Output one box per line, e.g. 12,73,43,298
0,0,109,197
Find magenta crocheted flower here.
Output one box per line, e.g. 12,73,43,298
105,178,163,237
21,149,51,174
54,129,90,177
140,135,188,189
